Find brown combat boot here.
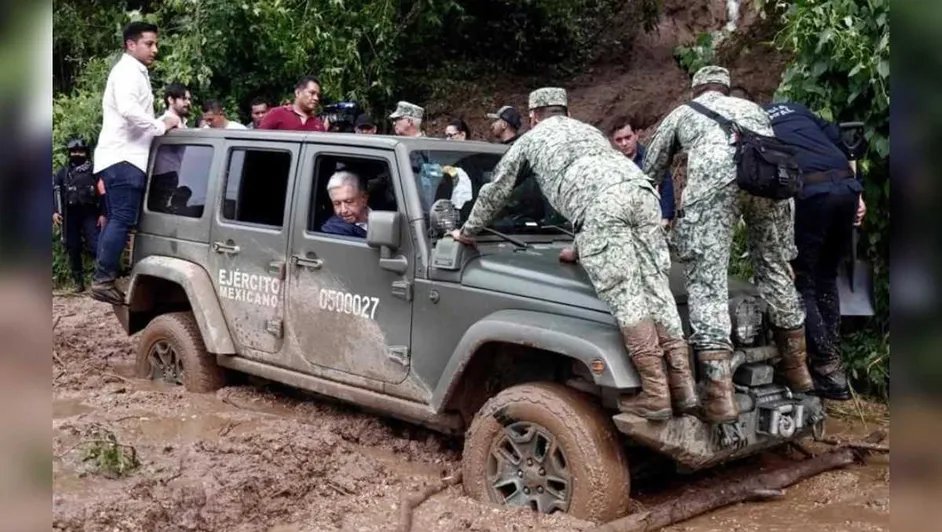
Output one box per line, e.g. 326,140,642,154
656,324,698,414
773,327,814,393
618,319,672,421
696,350,739,423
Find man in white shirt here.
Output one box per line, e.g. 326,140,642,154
91,21,180,304
201,100,247,129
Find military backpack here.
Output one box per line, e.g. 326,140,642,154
687,101,802,200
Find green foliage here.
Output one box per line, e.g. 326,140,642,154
53,0,461,150
79,425,140,478
674,31,719,75
762,0,890,398
729,222,753,280
52,230,73,288
842,329,889,399
52,0,658,169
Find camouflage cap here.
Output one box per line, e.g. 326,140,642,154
691,65,731,88
528,87,568,110
388,101,424,120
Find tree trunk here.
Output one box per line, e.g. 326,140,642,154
592,447,858,532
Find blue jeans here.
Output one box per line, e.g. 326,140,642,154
94,162,145,283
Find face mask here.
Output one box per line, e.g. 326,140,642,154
69,154,88,165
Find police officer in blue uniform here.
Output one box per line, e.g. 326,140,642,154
53,139,104,293
764,101,865,400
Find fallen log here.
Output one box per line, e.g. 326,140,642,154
818,439,889,453
817,429,889,453
591,447,859,532
398,472,462,532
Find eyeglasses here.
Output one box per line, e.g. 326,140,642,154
444,132,458,139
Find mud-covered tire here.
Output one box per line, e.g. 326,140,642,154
462,382,630,522
135,311,226,392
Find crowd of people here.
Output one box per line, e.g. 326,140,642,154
54,21,867,424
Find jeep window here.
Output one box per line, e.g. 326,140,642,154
409,149,571,235
308,154,397,235
222,149,291,227
148,144,213,218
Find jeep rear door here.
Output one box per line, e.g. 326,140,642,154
283,144,412,385
208,140,300,356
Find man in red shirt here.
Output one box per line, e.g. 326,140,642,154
258,75,327,131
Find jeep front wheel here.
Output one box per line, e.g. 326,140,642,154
462,382,630,522
135,311,226,392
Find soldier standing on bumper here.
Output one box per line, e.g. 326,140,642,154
643,66,814,423
451,88,697,420
53,139,105,293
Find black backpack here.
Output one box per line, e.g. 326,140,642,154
687,101,802,200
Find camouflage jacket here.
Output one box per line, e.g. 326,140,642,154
642,91,774,208
461,115,652,236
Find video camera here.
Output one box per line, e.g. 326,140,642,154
320,101,360,133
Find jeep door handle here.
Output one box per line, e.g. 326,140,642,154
212,241,240,255
292,255,323,270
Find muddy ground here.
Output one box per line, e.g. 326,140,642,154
52,295,888,531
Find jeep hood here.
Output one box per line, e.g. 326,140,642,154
460,247,758,310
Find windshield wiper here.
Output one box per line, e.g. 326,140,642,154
482,227,529,249
540,223,574,237
508,219,575,238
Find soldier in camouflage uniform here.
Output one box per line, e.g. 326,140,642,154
389,101,426,137
643,66,814,423
451,88,698,420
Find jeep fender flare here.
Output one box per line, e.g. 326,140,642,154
127,256,236,355
430,309,640,411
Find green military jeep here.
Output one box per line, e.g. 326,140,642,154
114,128,824,522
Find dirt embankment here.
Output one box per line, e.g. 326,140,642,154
425,0,788,143
53,295,888,531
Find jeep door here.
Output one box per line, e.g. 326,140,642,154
283,145,412,384
208,140,299,357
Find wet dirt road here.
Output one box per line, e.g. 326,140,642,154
53,295,889,531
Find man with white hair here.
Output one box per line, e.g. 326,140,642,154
320,171,370,237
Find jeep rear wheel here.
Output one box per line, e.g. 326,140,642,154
135,312,226,392
462,382,630,522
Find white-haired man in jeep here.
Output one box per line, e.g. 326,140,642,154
321,171,370,238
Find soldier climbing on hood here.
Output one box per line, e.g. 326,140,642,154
451,87,698,421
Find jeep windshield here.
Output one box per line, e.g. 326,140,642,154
409,148,573,237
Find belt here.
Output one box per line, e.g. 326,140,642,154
803,168,854,184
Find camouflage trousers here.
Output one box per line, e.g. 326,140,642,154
672,182,804,351
576,182,684,338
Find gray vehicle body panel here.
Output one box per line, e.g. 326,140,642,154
428,309,639,411
126,255,236,354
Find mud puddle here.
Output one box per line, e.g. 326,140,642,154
53,295,888,531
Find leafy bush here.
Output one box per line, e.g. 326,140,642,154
761,0,890,398
674,31,719,75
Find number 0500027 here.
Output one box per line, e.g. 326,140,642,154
318,289,380,320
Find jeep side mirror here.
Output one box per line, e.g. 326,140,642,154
366,210,401,250
366,211,408,274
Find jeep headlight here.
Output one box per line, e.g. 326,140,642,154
732,296,763,346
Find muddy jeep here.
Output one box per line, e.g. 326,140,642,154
115,128,825,522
